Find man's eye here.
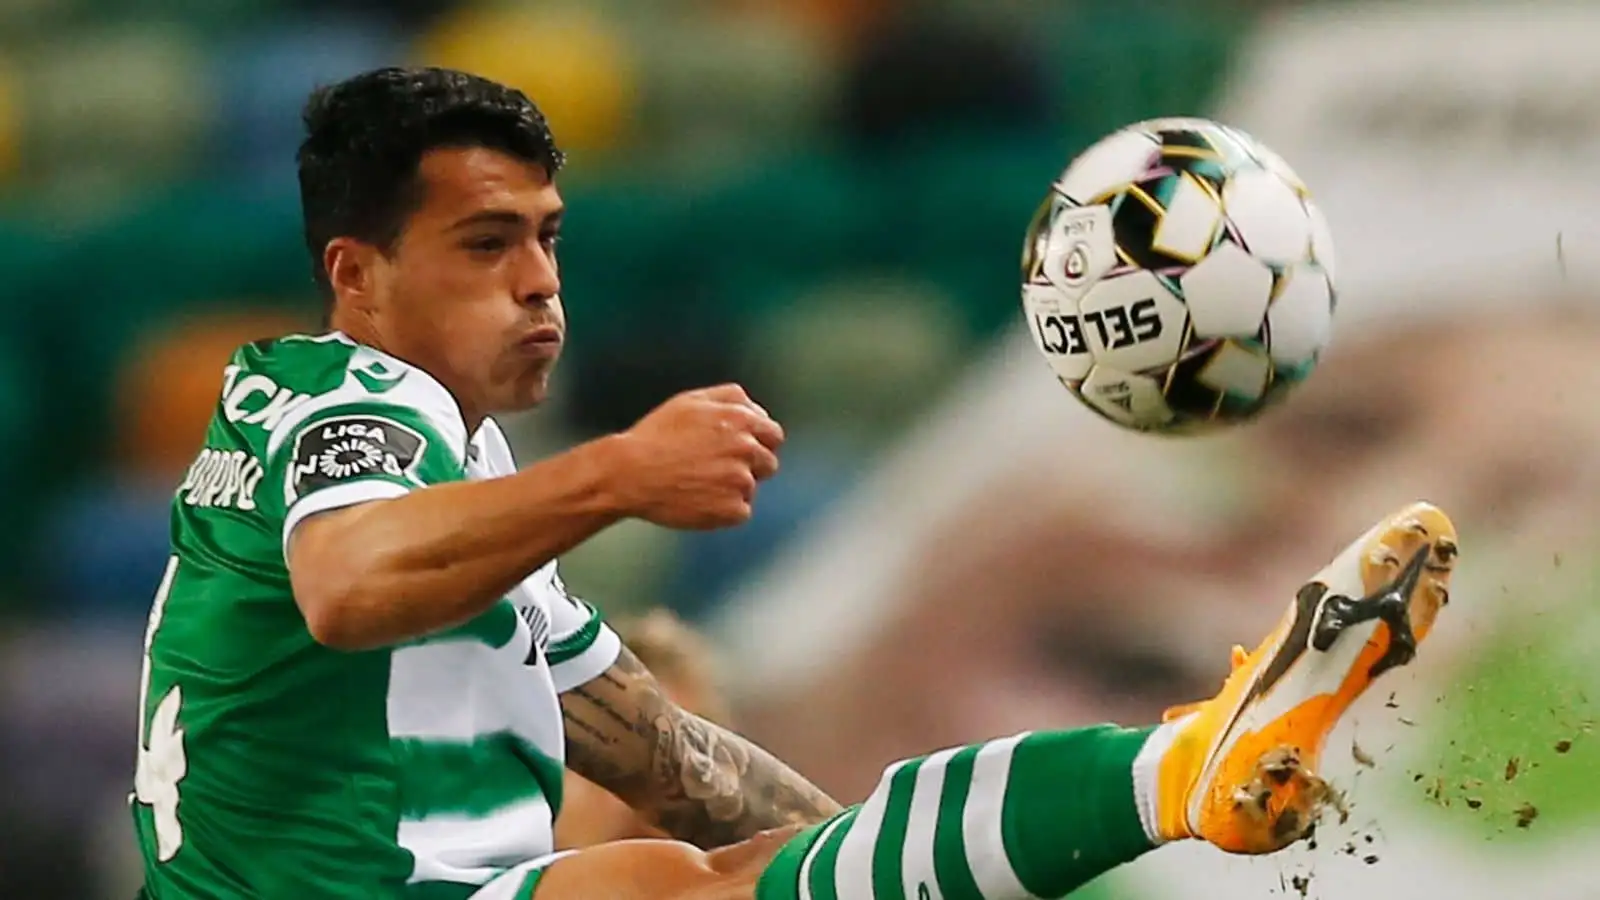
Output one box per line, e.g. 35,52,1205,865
539,233,562,251
465,236,509,254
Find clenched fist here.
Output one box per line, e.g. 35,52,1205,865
604,384,784,529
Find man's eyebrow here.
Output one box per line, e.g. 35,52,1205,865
447,209,530,232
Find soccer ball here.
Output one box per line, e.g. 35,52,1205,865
1021,117,1336,434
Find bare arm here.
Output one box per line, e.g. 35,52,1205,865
561,645,843,849
286,384,782,652
288,437,627,650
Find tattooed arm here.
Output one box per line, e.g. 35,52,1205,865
560,645,843,849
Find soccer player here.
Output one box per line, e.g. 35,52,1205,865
131,67,1460,900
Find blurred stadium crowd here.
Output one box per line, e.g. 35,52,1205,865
3,0,1600,898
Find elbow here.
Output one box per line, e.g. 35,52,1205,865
294,575,380,651
300,594,375,651
290,546,382,651
288,508,388,651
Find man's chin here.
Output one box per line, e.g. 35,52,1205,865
500,376,553,413
481,359,557,416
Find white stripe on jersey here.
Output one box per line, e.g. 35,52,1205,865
401,795,555,886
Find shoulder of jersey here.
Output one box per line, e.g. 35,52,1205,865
232,332,362,397
216,333,356,441
248,333,471,465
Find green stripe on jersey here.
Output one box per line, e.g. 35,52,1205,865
394,732,556,819
546,603,602,665
421,601,520,651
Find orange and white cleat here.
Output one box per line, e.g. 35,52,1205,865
1145,501,1458,854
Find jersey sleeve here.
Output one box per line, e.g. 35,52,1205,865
266,400,467,556
544,569,622,694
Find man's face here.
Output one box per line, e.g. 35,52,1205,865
353,146,567,418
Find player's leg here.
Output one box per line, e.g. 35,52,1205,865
752,500,1459,899
506,500,1460,900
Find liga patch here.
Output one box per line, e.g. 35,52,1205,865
289,414,427,498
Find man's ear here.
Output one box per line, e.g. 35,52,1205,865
323,237,384,315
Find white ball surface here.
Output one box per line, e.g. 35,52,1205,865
1266,265,1334,366
1222,168,1312,267
1180,242,1274,339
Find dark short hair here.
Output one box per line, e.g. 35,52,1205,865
297,66,565,304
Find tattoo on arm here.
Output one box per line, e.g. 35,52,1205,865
561,645,843,848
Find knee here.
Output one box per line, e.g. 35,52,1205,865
705,825,804,877
539,838,762,900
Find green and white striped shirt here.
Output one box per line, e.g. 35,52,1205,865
133,333,619,899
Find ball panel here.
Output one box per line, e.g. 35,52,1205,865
1251,371,1302,416
1196,339,1270,402
1055,129,1160,205
1077,270,1187,374
1109,185,1167,271
1228,127,1308,193
1162,340,1221,421
1022,283,1095,382
1222,168,1311,266
1169,123,1259,171
1040,204,1117,302
1140,119,1257,168
1305,199,1337,285
1178,241,1274,338
1265,265,1333,365
1151,173,1223,263
1138,116,1223,135
1275,356,1317,384
1079,366,1173,430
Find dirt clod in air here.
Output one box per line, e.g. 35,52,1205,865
1515,803,1539,828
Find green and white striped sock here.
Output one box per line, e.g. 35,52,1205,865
756,726,1159,900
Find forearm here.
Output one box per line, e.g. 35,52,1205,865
643,710,845,847
563,649,842,848
289,437,625,649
